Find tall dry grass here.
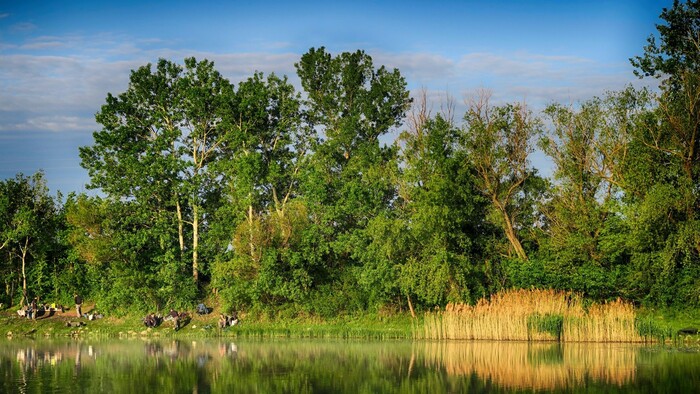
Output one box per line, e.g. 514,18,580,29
419,289,653,342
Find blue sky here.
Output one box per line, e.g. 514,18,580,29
0,0,671,195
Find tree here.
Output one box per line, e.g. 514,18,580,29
461,91,541,261
539,90,648,298
80,57,234,286
356,91,496,312
0,172,59,306
64,193,196,311
394,95,490,308
622,0,700,306
631,0,700,87
210,72,312,309
293,47,411,312
631,0,700,185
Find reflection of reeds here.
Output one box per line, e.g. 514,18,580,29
419,289,652,342
420,341,637,390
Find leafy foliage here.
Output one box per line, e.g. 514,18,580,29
5,1,700,315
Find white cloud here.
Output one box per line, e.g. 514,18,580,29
0,30,654,136
10,22,36,33
372,52,456,80
0,115,96,133
451,53,645,109
457,52,589,80
0,48,304,134
0,54,137,114
194,52,300,81
21,40,66,50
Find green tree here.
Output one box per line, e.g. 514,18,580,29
631,0,700,185
388,97,490,309
0,172,60,306
210,72,311,310
80,57,234,290
626,0,700,306
294,47,411,313
539,89,646,298
461,91,541,261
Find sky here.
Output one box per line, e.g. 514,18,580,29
0,0,672,196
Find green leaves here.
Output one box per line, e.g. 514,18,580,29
43,5,698,314
462,93,542,261
631,0,700,87
0,172,60,305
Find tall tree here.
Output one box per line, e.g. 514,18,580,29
393,96,489,308
211,72,312,309
295,47,411,277
80,57,234,285
539,89,649,298
631,0,700,185
542,91,638,262
626,0,700,306
0,172,58,306
462,91,541,261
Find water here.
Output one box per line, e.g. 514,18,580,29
1,339,699,393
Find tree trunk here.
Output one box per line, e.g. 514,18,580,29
497,204,528,261
20,237,28,306
407,294,416,319
192,204,199,283
176,200,185,254
272,187,288,241
248,202,255,260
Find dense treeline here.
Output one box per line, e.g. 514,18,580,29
2,1,699,315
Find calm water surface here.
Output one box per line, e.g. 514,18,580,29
1,338,699,393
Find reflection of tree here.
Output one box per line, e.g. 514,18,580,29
1,340,698,393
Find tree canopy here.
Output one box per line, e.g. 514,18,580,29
4,1,700,315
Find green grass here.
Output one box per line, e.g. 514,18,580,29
2,304,699,345
636,306,700,345
527,313,564,341
0,307,415,340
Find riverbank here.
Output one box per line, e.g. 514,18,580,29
0,307,415,340
1,303,698,344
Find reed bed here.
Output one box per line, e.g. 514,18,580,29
419,289,656,342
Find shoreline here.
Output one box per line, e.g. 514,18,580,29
2,304,699,345
0,308,415,340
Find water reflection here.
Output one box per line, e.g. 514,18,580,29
1,338,699,393
420,341,637,390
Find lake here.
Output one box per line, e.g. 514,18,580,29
1,338,699,393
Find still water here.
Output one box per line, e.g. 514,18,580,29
1,338,699,393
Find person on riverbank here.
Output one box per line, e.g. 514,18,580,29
74,293,82,318
30,297,37,320
144,313,157,328
169,309,180,330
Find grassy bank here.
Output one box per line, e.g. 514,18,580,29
0,307,414,340
2,293,698,344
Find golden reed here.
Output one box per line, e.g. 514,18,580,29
419,289,652,342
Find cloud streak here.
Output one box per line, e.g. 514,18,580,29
0,32,650,136
0,115,96,133
9,22,36,33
